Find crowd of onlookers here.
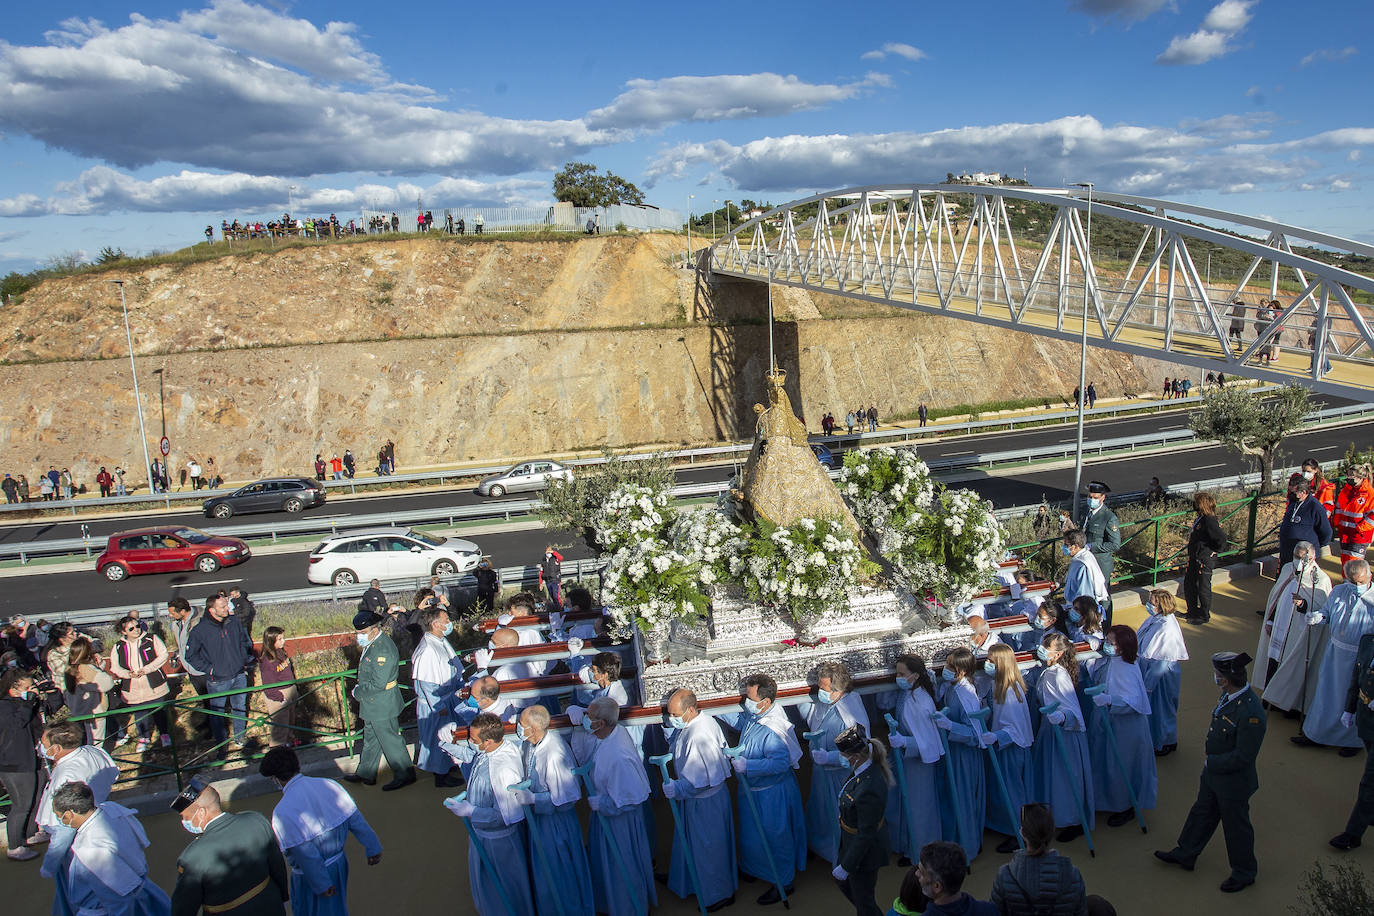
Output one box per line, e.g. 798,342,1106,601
211,210,488,244
0,466,123,504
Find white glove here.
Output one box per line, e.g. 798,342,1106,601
443,799,475,818
1047,710,1066,726
1342,712,1357,729
567,636,584,656
810,748,834,766
832,864,849,881
731,757,748,774
587,795,603,812
663,782,678,799
1092,694,1114,708
512,789,536,806
1307,612,1326,627
567,706,585,726
350,686,359,701
888,733,907,749
933,713,953,731
473,648,493,669
978,731,999,748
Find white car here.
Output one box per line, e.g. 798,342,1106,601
307,526,481,586
476,459,574,497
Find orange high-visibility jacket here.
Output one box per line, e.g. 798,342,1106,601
1334,479,1374,545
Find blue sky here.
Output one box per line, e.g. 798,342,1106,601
1,0,1370,273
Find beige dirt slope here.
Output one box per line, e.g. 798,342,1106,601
1,233,1153,480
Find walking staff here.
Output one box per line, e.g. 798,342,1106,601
882,713,918,859
571,761,645,915
929,707,967,853
443,791,519,916
966,708,1025,849
1085,683,1148,833
722,744,790,909
508,779,569,916
648,753,708,916
1038,701,1096,857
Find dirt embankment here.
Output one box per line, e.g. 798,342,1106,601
1,233,1152,481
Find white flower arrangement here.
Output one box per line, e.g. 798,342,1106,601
734,517,862,624
601,536,708,633
591,482,671,553
667,506,744,587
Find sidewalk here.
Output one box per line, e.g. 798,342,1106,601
5,566,1365,914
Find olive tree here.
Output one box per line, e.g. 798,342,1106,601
537,449,676,547
1188,382,1312,493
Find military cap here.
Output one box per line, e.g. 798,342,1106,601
352,610,383,630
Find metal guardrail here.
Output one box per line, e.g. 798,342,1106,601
6,394,1369,565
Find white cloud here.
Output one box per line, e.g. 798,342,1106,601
0,167,547,218
1299,46,1358,67
585,73,867,130
1069,0,1174,21
1330,179,1353,191
1157,0,1253,65
0,3,618,178
643,114,1369,200
860,42,926,62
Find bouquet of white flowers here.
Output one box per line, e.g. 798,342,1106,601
591,482,671,553
733,517,862,624
667,506,744,587
895,486,1006,607
838,446,936,555
601,536,709,633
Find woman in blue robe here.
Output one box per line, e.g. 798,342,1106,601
1087,626,1158,828
1136,590,1188,755
802,661,869,864
980,643,1036,854
883,655,944,861
1032,632,1096,843
519,710,595,916
933,647,986,860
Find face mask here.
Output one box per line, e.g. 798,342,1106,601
1030,616,1048,630
1035,646,1051,664
972,631,988,646
19,689,31,700
578,667,594,685
1089,497,1102,510
667,715,686,730
464,696,480,710
355,633,371,648
983,661,997,677
940,668,956,683
6,660,17,669
1359,582,1371,596
1067,608,1082,624
182,817,204,835
1101,644,1118,657
743,698,763,715
1214,676,1228,689
894,676,911,691
36,741,52,760
1302,470,1315,481
1061,545,1072,557
441,622,454,637
1144,602,1157,616
515,724,527,742
582,717,596,733
817,688,835,705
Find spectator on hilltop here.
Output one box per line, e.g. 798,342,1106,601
17,474,30,501
95,467,113,499
2,474,16,504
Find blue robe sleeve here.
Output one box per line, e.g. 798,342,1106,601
346,809,382,858
946,720,978,745
285,839,334,895
597,794,642,817
531,791,556,815
40,823,75,878
746,731,791,777
467,803,506,830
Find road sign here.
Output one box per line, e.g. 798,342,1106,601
160,437,171,457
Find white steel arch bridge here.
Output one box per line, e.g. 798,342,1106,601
706,185,1374,400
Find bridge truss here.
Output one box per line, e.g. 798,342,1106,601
707,185,1374,399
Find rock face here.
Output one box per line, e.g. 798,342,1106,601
0,234,1155,483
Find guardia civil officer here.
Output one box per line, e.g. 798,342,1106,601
1080,481,1120,624
170,776,290,915
1154,651,1266,893
342,611,415,791
1329,632,1374,850
831,723,891,916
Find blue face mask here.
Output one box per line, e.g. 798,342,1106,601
1101,644,1118,657
1088,497,1102,510
817,688,835,705
940,668,957,683
182,818,203,835
355,632,371,648
1144,602,1157,616
667,715,686,730
894,676,911,691
442,622,454,637
1030,616,1047,630
515,723,527,742
983,661,997,677
1035,645,1051,664
1067,608,1082,624
1061,545,1072,557
464,696,480,710
581,717,595,732
743,698,763,715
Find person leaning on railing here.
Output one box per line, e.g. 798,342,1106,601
107,615,172,751
62,638,115,747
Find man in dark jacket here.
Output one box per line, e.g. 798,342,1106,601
1329,632,1374,850
358,580,388,616
228,587,257,640
185,595,254,746
171,779,289,915
540,547,563,608
913,841,996,916
0,669,61,861
1279,479,1334,566
1155,651,1266,893
475,558,499,613
832,723,889,916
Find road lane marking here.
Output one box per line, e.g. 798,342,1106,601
171,577,244,588
1191,463,1226,470
1311,445,1342,452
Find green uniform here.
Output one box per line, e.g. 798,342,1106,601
1169,687,1266,882
171,810,289,916
353,632,412,781
1080,504,1121,585
1341,634,1374,838
836,762,889,916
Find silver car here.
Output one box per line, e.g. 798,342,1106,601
476,460,574,497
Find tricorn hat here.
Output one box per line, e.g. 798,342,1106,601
1211,651,1253,677
1086,481,1111,495
352,610,382,631
834,723,869,755
169,775,211,813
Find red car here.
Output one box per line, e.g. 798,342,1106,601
96,527,251,582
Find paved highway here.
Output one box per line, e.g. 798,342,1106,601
0,394,1359,547
3,399,1368,615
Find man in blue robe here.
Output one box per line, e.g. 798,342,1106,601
410,606,465,787
731,673,806,907
662,689,737,912
514,705,594,916
51,782,171,916
583,696,655,916
260,747,382,916
1297,559,1374,752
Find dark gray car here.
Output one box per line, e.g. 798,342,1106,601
202,476,327,519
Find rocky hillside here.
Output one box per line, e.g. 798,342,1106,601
0,233,1157,482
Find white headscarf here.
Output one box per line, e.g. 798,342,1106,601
1103,657,1152,716
753,702,803,768
271,774,357,851
1136,613,1188,663
672,712,730,789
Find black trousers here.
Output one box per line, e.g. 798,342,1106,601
0,767,45,849
1173,773,1257,881
836,867,882,916
1183,555,1216,619
1345,738,1374,838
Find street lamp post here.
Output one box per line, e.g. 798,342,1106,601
114,281,155,496
724,200,731,235
712,199,718,240
685,194,694,269
151,368,166,438
1070,182,1093,521
766,250,777,373
1205,247,1221,297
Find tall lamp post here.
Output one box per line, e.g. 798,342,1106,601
766,249,777,373
1070,181,1093,520
151,367,167,438
712,199,718,240
114,280,154,496
685,194,695,269
1205,247,1221,298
